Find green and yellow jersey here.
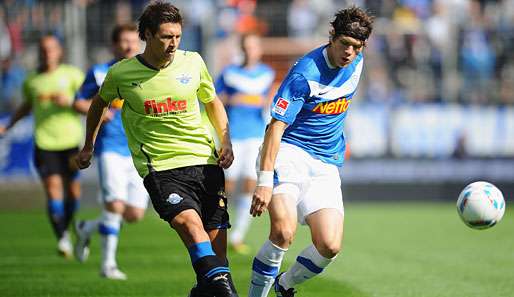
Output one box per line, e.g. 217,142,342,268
99,50,218,177
23,64,85,151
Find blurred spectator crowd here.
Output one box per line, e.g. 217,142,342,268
1,0,513,114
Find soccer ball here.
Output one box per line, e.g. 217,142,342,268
456,181,506,230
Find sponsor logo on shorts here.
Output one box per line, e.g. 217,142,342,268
144,98,187,116
167,193,183,204
312,97,351,115
273,97,289,116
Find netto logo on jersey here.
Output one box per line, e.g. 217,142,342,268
312,97,351,115
144,98,187,115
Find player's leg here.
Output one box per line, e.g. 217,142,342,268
229,139,260,254
35,147,71,257
62,147,81,231
248,191,298,297
143,166,236,297
224,140,247,253
275,162,343,295
276,209,343,295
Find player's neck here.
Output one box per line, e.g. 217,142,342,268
140,51,173,70
39,63,59,73
242,58,258,69
325,45,338,69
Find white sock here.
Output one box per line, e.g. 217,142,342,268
84,218,101,236
280,244,336,290
98,210,121,269
248,240,287,297
229,193,252,244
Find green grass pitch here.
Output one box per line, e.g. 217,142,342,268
1,202,512,297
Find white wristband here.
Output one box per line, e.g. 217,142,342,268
257,171,274,188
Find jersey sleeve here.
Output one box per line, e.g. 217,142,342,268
98,68,118,103
75,68,99,101
196,54,216,104
270,73,310,125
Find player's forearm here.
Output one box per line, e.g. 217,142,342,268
205,98,231,146
6,102,32,130
83,95,108,150
73,99,92,115
259,119,287,171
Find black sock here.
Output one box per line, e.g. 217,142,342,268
47,199,66,239
63,198,80,229
193,255,230,284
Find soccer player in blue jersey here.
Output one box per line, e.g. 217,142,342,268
247,7,374,297
215,33,275,254
72,24,148,280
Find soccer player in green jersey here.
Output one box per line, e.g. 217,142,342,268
76,2,238,296
0,35,85,258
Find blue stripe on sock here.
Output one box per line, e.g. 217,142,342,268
297,256,323,274
205,267,230,279
188,241,216,263
48,200,64,216
252,257,279,277
98,223,119,235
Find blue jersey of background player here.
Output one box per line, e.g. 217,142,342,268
215,33,275,254
75,60,128,156
215,36,274,141
248,7,374,297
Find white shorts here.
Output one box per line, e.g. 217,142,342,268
269,142,344,224
224,138,262,181
97,152,149,209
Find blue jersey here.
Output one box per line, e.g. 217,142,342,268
75,60,130,156
215,63,275,140
270,45,364,166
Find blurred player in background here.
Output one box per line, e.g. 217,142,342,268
73,23,148,280
248,7,374,297
215,32,275,254
0,35,84,258
75,2,238,296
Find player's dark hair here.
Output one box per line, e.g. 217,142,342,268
330,6,374,42
138,1,183,41
111,23,138,43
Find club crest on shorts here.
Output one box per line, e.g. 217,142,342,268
167,193,183,204
219,198,225,208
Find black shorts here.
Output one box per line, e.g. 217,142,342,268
143,164,230,230
34,146,80,179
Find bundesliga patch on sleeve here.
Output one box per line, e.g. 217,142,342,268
273,97,289,116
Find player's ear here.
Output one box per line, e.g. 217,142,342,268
329,29,335,42
144,29,153,41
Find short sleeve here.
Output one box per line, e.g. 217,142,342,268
196,54,216,104
270,73,310,125
75,68,99,100
98,68,117,103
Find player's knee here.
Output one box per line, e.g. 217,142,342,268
269,226,295,247
314,240,341,258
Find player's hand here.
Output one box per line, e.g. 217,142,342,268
0,125,7,137
102,110,114,123
250,186,273,217
51,93,70,107
75,146,94,169
217,142,234,169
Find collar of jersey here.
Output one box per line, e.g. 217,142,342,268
136,54,173,71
